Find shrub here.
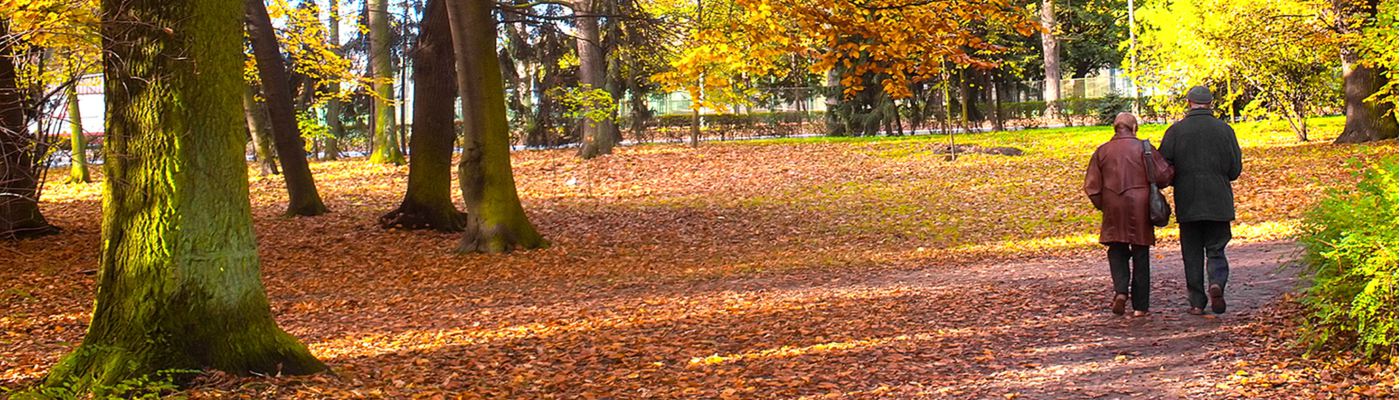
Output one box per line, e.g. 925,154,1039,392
1298,158,1398,360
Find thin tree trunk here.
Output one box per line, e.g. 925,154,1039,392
323,0,344,160
242,83,279,175
368,0,404,164
1039,0,1062,121
0,18,57,239
246,0,329,216
445,0,547,253
576,0,614,159
66,83,90,183
380,0,464,231
44,0,325,393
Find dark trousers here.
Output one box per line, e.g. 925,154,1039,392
1180,220,1232,309
1107,243,1150,311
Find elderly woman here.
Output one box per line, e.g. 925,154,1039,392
1084,113,1174,317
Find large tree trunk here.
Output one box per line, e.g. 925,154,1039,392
445,0,547,253
246,0,329,216
367,0,404,164
380,0,464,231
1335,48,1398,143
1039,0,1062,121
44,0,325,393
66,83,90,183
323,0,344,160
0,18,58,239
242,83,280,176
575,0,615,159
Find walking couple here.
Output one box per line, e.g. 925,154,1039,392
1083,86,1243,317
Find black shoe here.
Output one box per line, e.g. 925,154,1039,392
1208,284,1227,314
1112,294,1127,316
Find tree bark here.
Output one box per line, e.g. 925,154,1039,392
380,0,465,232
44,0,325,393
575,0,614,159
323,0,344,160
246,0,329,216
445,0,547,253
66,83,90,183
1039,0,1062,121
367,0,404,164
1335,48,1398,143
242,83,280,176
0,18,58,239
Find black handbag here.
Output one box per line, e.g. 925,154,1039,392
1141,140,1172,227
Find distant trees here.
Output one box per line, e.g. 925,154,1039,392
367,0,404,164
1135,0,1396,142
245,0,330,216
44,0,323,392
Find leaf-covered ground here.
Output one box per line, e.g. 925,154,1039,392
3,117,1395,398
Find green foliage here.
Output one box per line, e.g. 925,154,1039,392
298,109,332,145
554,86,618,124
1298,158,1399,360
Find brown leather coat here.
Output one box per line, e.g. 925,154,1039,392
1084,132,1175,246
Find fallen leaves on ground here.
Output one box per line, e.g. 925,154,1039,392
2,117,1395,398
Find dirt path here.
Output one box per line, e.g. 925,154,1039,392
877,239,1304,398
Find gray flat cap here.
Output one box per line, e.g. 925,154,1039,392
1187,86,1214,103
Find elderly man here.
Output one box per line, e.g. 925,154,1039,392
1160,86,1243,315
1085,113,1174,316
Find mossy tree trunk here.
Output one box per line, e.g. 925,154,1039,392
323,0,344,161
445,0,547,253
0,18,59,240
66,83,90,183
44,0,325,393
245,0,329,216
242,83,280,176
380,0,464,231
367,0,404,165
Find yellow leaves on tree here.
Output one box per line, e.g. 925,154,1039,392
653,0,1039,105
4,0,100,83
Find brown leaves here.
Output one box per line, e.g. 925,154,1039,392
2,117,1395,397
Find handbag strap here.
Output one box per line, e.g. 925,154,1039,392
1140,139,1158,190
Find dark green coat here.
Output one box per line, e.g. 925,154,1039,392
1160,108,1243,222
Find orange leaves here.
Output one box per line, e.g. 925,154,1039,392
728,0,1035,99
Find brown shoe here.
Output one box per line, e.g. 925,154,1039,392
1209,284,1227,314
1112,294,1128,315
1133,310,1150,318
1187,307,1205,315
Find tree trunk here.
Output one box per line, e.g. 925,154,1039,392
242,84,280,176
0,18,58,239
575,0,614,159
1039,0,1062,121
44,0,325,393
380,0,464,232
66,83,90,183
323,0,344,160
368,0,404,164
627,75,648,141
246,0,329,216
445,0,547,253
1335,49,1398,143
